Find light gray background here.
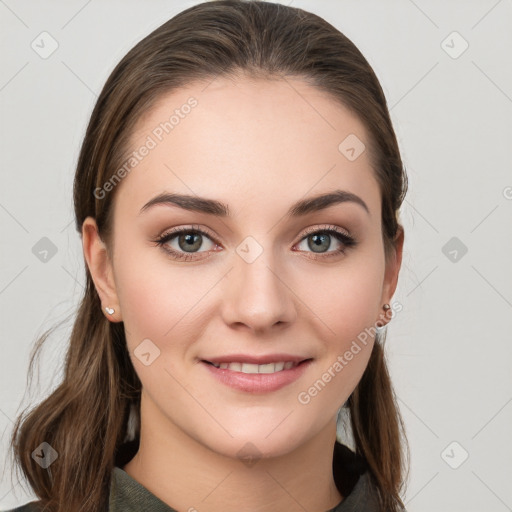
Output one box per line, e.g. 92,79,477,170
1,0,511,510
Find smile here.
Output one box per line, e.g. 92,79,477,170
201,358,313,393
206,361,301,373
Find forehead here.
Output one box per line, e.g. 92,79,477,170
114,75,381,222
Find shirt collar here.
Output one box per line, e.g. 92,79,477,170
109,466,177,512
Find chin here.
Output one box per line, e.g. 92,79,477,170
195,421,315,462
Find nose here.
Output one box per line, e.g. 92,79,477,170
220,244,297,334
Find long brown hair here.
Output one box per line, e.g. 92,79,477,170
9,1,409,510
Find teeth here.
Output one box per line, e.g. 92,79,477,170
258,363,275,374
242,363,260,373
210,361,300,373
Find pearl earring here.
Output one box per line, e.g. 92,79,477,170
376,303,391,329
105,307,115,315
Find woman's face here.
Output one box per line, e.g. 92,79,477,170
85,75,401,459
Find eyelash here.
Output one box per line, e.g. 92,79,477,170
153,224,357,262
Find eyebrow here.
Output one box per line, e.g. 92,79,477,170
139,189,370,217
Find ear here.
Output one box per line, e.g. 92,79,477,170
81,216,122,322
377,225,404,327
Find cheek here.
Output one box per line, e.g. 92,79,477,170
113,244,219,350
113,251,215,401
296,250,384,346
294,251,384,396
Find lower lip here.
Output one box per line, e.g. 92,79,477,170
202,360,313,393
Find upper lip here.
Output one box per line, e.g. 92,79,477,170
202,354,312,365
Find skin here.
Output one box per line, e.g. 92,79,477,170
82,74,403,512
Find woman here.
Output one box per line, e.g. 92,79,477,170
8,1,409,510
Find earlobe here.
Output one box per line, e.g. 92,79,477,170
81,216,122,322
377,226,404,327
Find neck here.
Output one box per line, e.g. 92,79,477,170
122,396,344,512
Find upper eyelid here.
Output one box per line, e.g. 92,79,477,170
300,224,351,238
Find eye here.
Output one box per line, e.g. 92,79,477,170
294,225,357,259
154,225,219,262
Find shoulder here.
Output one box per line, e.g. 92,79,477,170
2,500,44,512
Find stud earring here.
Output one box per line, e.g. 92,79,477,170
376,303,392,328
105,307,115,315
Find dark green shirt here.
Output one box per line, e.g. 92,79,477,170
3,468,379,512
108,465,380,511
5,443,382,511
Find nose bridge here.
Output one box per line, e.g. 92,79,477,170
221,234,296,330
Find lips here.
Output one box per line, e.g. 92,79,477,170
200,354,313,393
